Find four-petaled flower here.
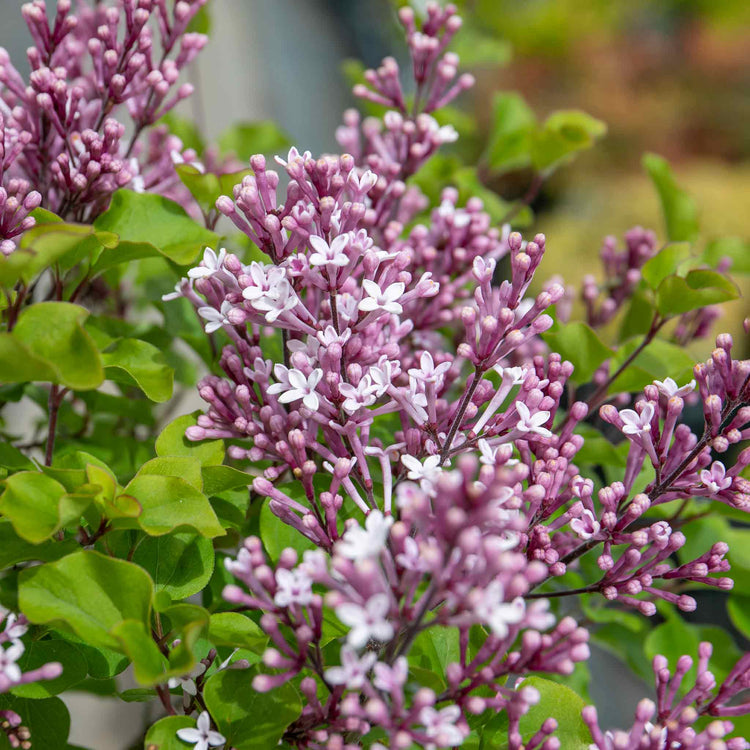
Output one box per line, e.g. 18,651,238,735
0,641,24,684
619,403,655,436
267,367,323,411
309,235,350,267
336,510,394,561
188,247,228,280
571,509,601,540
653,377,696,398
401,454,443,490
358,280,405,315
514,401,552,439
176,711,225,750
474,581,526,639
324,646,377,689
419,705,465,748
408,351,451,387
198,301,234,334
339,375,379,414
700,461,732,494
336,593,394,648
168,662,206,696
274,567,314,608
373,657,408,692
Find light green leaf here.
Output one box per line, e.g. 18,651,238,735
101,338,174,402
93,190,219,268
135,456,204,492
640,243,692,288
0,472,92,543
218,122,291,162
156,413,225,467
8,302,104,390
112,619,168,686
120,474,224,537
608,337,696,393
656,269,740,316
144,715,196,750
204,667,302,749
531,110,607,172
132,532,215,600
643,153,699,243
208,612,267,652
543,322,613,382
728,595,750,639
485,92,536,173
202,465,253,495
259,496,316,561
18,550,154,652
0,521,78,568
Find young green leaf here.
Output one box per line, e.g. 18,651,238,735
643,153,699,243
156,413,226,467
543,322,614,382
218,122,291,162
101,338,174,402
655,269,739,316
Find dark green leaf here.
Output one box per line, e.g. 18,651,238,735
12,639,87,698
144,715,196,749
204,667,302,749
0,695,70,750
208,612,267,652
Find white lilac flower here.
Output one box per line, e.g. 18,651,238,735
268,368,323,411
368,358,397,398
167,662,206,696
273,567,314,607
336,510,394,561
324,646,377,689
308,234,350,267
198,301,234,334
401,454,443,491
653,377,696,398
477,439,501,465
2,614,27,642
0,641,25,684
241,263,298,323
162,281,185,302
176,711,225,750
347,169,378,194
700,461,732,494
619,403,655,436
188,247,228,280
339,375,379,414
419,705,465,748
514,401,552,439
408,351,451,387
317,325,352,348
474,581,525,639
395,536,429,572
336,593,394,649
358,280,405,315
570,509,601,540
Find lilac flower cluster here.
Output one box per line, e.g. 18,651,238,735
585,642,749,749
163,3,749,748
0,0,207,237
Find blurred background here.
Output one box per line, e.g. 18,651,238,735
1,0,748,746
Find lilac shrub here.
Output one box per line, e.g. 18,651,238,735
0,2,747,749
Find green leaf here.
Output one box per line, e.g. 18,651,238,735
8,302,103,390
728,595,750,639
0,695,70,750
645,616,700,689
543,322,613,382
120,474,224,537
0,521,78,568
702,236,750,274
202,465,253,496
485,92,536,173
0,472,92,543
208,612,267,652
158,113,205,154
0,334,57,384
177,164,253,216
655,269,740,316
18,550,153,652
144,715,196,750
531,110,606,173
204,667,302,749
259,496,316,561
135,456,204,492
218,122,291,162
132,532,215,600
156,413,225,467
112,619,169,685
411,626,460,689
640,243,692,288
643,153,699,243
618,290,656,341
101,338,174,402
93,190,218,269
0,442,35,471
11,639,87,698
608,337,696,393
0,223,96,287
